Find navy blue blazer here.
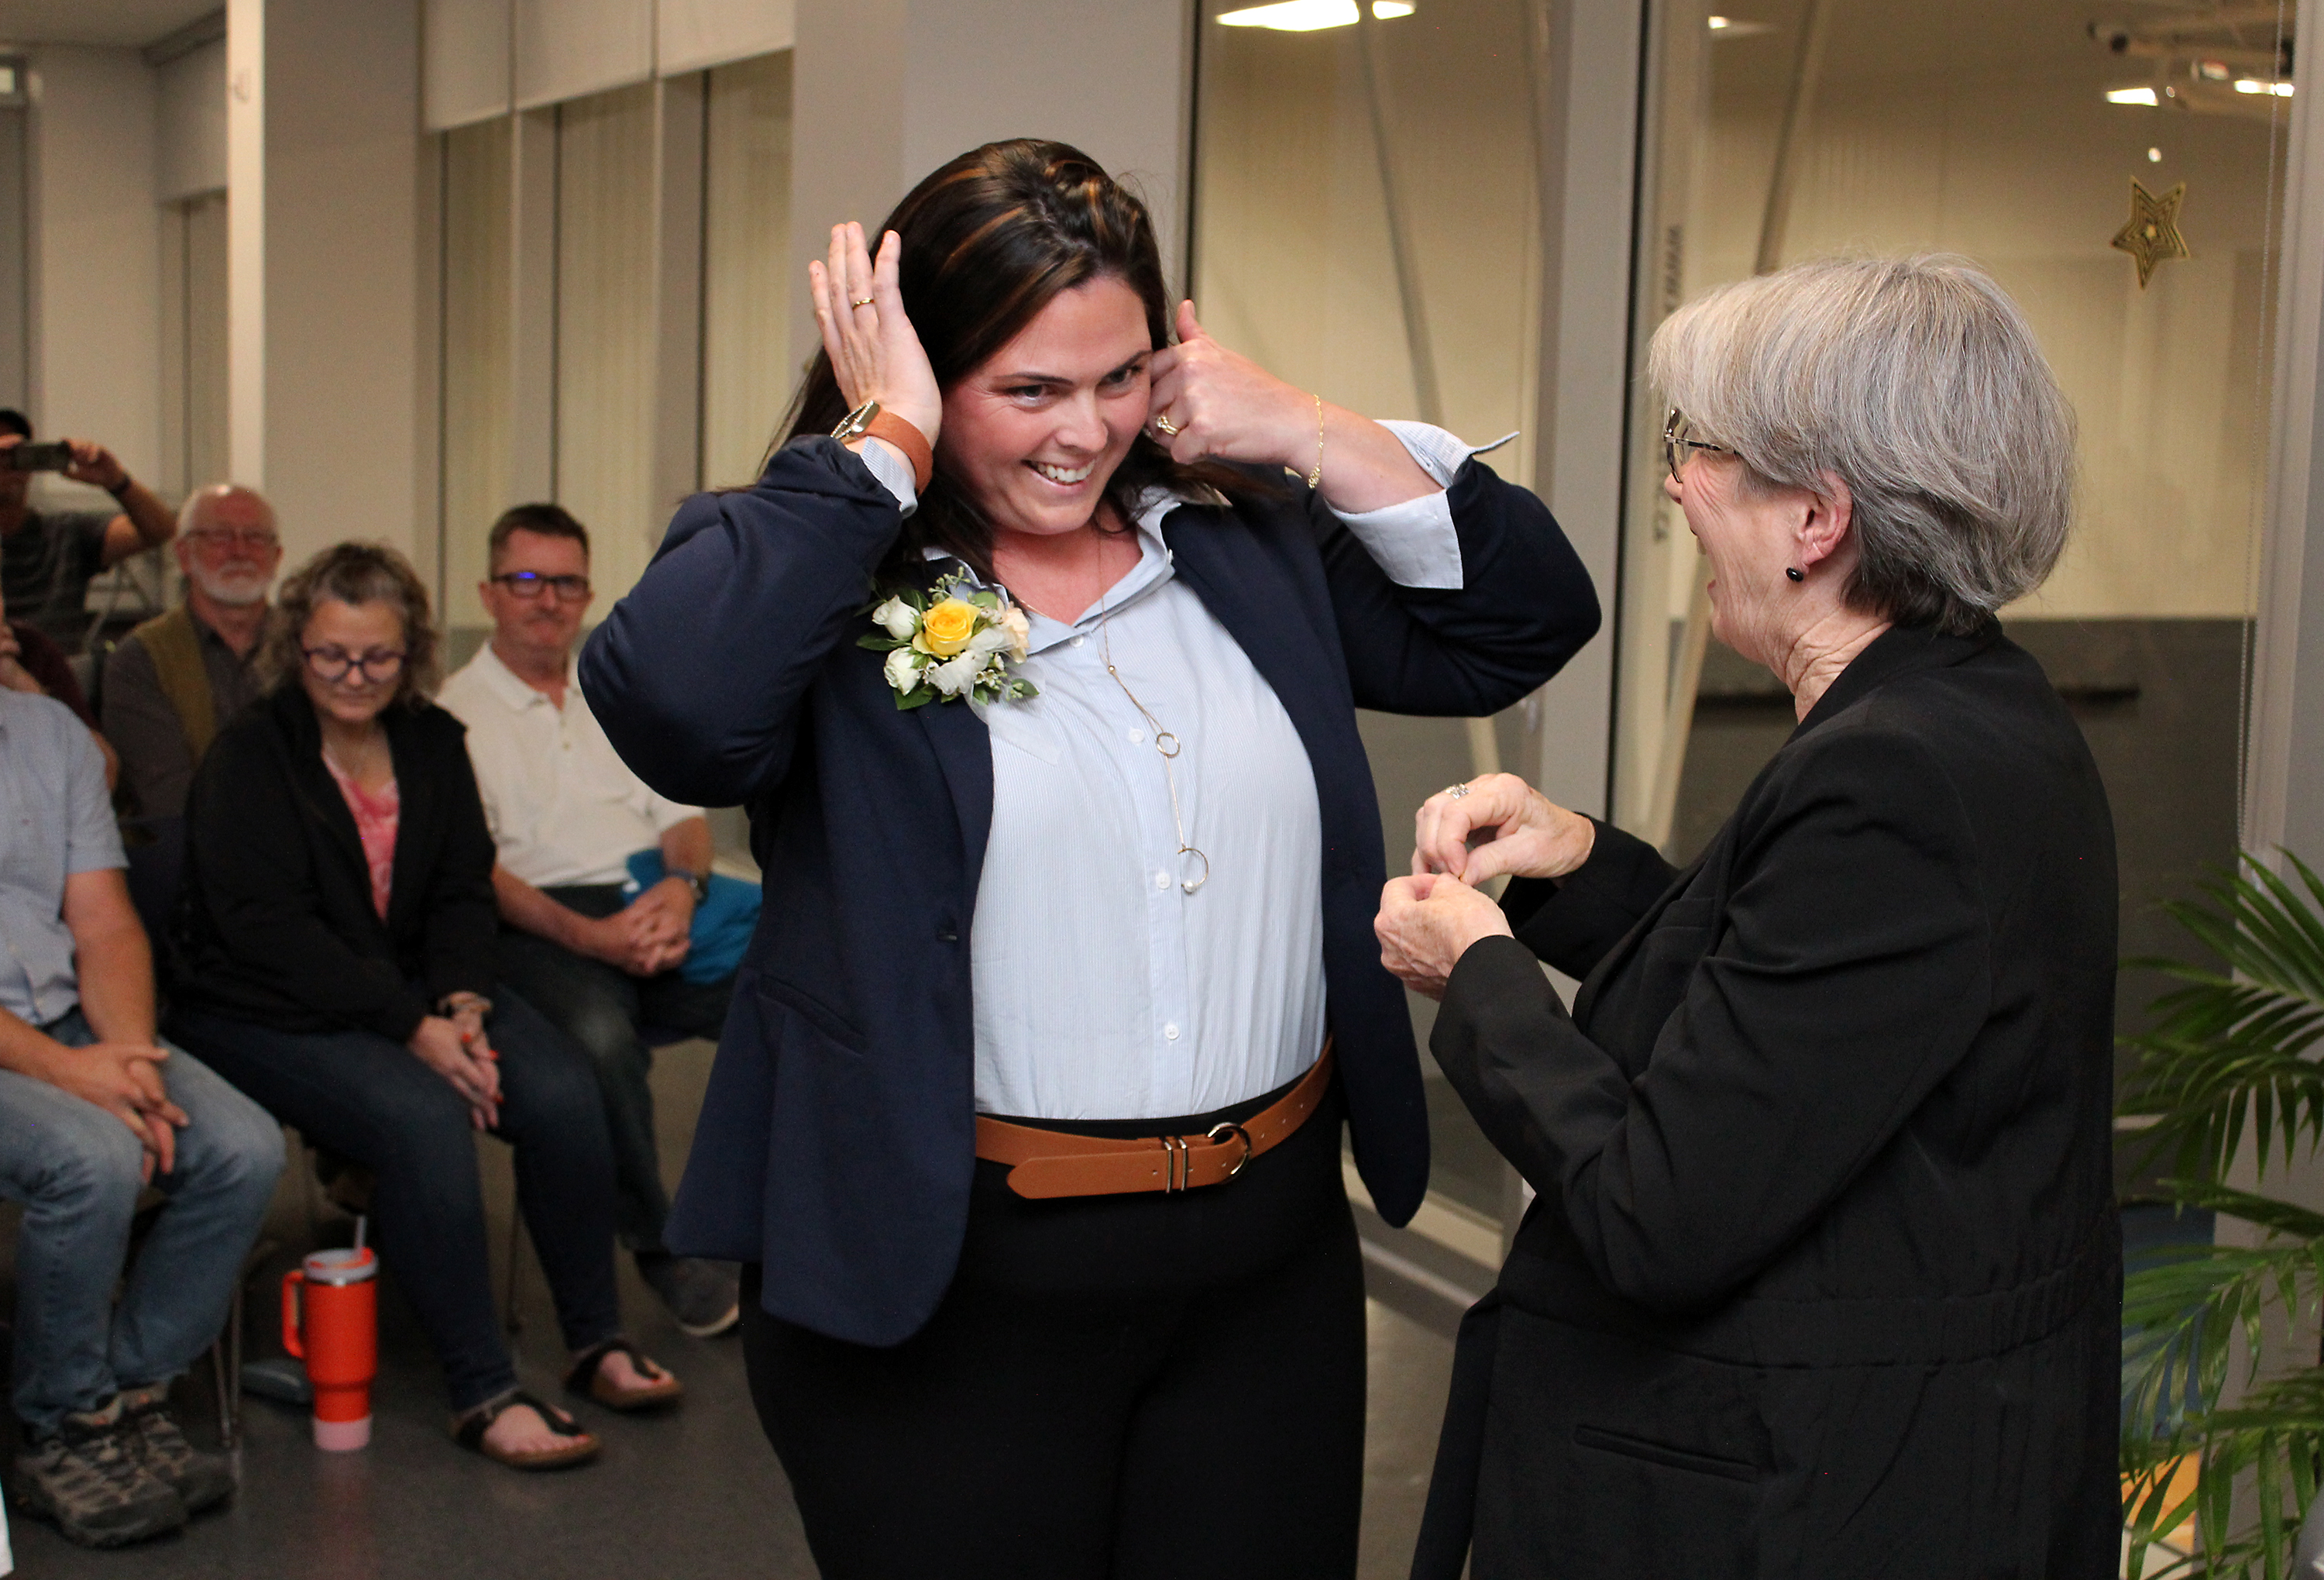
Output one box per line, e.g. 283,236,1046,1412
581,438,1599,1344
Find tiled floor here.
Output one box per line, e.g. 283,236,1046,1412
2,1038,1456,1579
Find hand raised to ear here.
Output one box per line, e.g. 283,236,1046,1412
1143,300,1313,470
807,223,943,449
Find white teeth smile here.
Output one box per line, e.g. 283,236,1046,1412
1031,461,1093,484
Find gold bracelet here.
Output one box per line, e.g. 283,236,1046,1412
1306,394,1325,489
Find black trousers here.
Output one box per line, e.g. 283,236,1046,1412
741,1078,1367,1580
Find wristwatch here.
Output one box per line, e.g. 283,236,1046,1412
665,867,711,904
831,398,934,492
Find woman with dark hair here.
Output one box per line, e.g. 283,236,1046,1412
583,139,1599,1576
167,542,684,1469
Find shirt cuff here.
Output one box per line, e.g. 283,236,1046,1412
853,437,920,518
1325,423,1515,591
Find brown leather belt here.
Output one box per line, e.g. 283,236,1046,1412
975,1045,1335,1200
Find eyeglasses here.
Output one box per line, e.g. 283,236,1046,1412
490,572,591,602
185,528,280,552
303,645,407,683
1662,408,1734,484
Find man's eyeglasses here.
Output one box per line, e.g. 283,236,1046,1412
1662,408,1734,484
303,645,407,683
186,529,280,552
490,572,591,602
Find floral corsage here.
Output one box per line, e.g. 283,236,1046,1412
858,571,1037,709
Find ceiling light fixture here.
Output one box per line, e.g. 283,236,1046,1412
1216,0,1414,29
1708,14,1731,26
2234,78,2295,96
2107,86,2161,105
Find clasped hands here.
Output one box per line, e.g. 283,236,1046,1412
575,879,693,977
46,1040,188,1183
409,997,501,1131
1376,773,1597,1001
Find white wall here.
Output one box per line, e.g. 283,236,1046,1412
260,0,425,566
25,45,161,492
156,36,225,201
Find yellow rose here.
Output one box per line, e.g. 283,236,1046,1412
918,597,979,657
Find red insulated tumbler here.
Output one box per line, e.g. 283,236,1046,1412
282,1247,378,1451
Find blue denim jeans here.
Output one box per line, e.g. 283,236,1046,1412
168,987,622,1412
0,1010,285,1437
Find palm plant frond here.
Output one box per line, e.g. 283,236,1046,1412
2121,852,2324,1580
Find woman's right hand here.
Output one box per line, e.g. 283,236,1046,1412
1414,772,1597,885
807,222,942,451
407,1014,501,1130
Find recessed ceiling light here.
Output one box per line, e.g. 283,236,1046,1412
2234,78,2295,96
2148,146,2162,161
1708,14,1730,26
1217,0,1413,28
2106,86,2161,105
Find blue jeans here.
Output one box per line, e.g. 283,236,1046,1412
168,987,621,1412
0,1011,285,1437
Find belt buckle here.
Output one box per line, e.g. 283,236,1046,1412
1205,1121,1254,1182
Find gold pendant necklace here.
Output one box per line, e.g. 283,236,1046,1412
1097,593,1208,897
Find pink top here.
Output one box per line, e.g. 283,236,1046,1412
324,756,400,919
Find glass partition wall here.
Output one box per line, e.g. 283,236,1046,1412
1192,0,1549,1282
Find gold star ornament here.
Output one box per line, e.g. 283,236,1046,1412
2112,178,2190,289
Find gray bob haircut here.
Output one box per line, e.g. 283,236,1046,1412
1648,255,2075,635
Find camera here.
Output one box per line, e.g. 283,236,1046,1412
2,440,72,472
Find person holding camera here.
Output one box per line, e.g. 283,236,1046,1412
0,409,178,651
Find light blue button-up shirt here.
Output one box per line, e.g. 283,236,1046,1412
858,424,1500,1119
0,690,125,1027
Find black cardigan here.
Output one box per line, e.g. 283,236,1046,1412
174,685,498,1043
1414,622,2121,1580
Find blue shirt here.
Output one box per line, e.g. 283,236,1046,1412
0,689,124,1026
860,425,1495,1118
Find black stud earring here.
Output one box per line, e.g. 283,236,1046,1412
1786,566,1805,583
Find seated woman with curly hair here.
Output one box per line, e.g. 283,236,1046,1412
167,541,682,1468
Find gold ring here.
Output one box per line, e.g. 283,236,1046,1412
851,296,875,308
1153,414,1180,436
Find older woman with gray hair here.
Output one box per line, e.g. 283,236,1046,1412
1377,256,2119,1579
168,542,684,1471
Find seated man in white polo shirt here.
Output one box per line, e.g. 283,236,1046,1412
438,504,740,1337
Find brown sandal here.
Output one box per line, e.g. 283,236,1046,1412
452,1389,600,1469
564,1337,684,1412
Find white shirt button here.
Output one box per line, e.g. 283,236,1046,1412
1069,635,1085,649
1155,871,1173,890
1128,728,1143,742
1164,1024,1181,1041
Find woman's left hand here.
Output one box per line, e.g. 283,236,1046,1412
1376,873,1514,1001
1145,301,1313,470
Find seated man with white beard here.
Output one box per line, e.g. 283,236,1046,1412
101,486,284,822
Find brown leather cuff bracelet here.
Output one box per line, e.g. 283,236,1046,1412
863,411,933,494
975,1044,1335,1200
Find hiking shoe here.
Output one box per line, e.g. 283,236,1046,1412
12,1396,187,1548
637,1254,741,1337
122,1386,235,1514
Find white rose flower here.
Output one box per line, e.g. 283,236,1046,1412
966,624,1013,658
998,605,1031,659
883,647,923,693
927,651,982,697
872,596,918,640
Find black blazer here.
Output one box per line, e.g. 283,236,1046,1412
1415,624,2120,1580
581,438,1600,1344
174,685,498,1044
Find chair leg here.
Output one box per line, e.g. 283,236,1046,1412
210,1275,243,1451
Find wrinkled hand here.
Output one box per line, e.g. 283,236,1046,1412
409,1014,501,1130
575,904,684,978
1376,873,1514,1001
60,439,128,494
807,222,942,452
1412,773,1597,886
1144,301,1313,470
46,1041,187,1180
624,881,695,974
